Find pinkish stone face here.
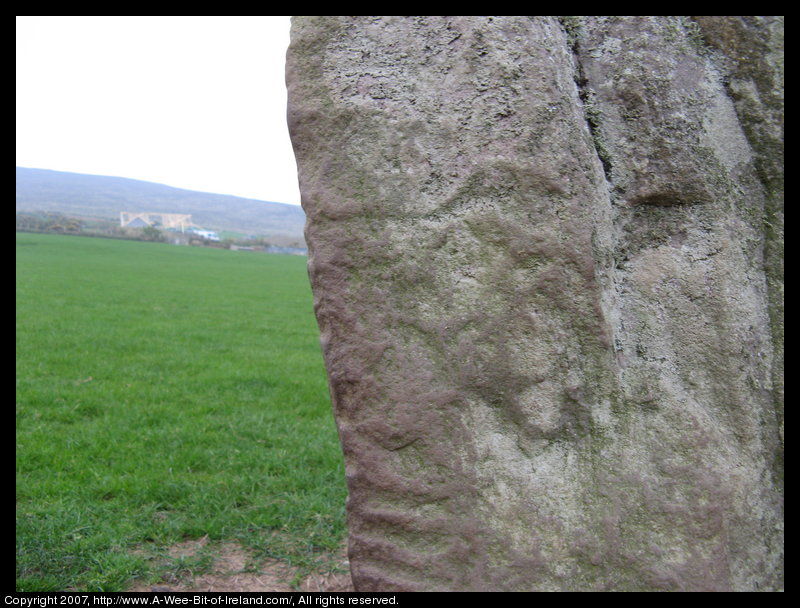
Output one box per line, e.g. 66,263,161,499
288,16,783,592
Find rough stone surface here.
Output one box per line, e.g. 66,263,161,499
286,16,783,591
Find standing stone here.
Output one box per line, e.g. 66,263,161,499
286,16,783,591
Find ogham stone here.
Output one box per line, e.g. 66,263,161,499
286,16,783,591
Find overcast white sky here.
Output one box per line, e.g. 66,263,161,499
16,16,302,205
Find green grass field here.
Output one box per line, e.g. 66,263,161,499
16,232,346,591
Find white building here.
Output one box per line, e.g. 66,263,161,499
190,229,220,242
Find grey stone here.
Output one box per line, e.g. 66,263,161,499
286,16,783,591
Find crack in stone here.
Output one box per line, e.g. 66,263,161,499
558,17,614,184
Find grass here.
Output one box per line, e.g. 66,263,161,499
16,232,346,591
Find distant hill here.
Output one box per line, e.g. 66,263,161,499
16,167,306,243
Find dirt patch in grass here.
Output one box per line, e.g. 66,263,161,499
128,536,353,593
